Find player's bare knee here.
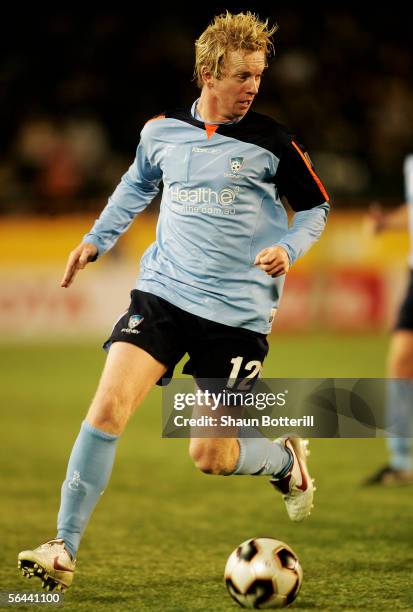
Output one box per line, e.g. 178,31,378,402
188,438,203,465
87,391,132,434
189,440,232,475
188,440,216,473
195,455,223,475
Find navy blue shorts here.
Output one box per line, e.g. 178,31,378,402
104,289,269,387
395,270,413,331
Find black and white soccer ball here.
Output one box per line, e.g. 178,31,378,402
224,538,303,609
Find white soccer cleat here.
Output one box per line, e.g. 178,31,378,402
18,538,75,592
270,437,314,522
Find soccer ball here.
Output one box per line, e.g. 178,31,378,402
224,538,303,609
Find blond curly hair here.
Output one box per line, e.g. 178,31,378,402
194,11,277,88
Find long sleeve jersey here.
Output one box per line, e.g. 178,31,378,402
84,102,330,334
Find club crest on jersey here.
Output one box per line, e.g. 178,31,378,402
128,315,144,329
230,157,244,174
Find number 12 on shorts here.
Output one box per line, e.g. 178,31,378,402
227,356,262,390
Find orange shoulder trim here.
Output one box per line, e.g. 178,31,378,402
291,140,330,202
145,114,166,124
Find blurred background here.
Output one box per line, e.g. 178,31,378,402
0,6,412,336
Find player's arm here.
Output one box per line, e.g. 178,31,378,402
61,123,162,288
255,140,330,277
254,245,290,277
365,201,408,235
61,242,98,288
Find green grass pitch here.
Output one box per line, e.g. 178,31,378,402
1,335,412,611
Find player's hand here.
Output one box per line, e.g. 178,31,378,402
254,245,290,277
61,242,98,288
365,201,386,235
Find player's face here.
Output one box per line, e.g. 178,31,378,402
212,50,266,119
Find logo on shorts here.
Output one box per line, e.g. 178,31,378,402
128,315,144,329
121,314,144,335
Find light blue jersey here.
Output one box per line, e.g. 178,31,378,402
84,103,330,334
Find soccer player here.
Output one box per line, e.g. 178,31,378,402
18,12,330,591
364,154,413,485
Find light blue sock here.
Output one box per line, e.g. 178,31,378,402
232,428,292,477
386,380,413,471
56,421,119,559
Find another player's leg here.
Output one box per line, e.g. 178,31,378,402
18,342,167,591
364,330,413,485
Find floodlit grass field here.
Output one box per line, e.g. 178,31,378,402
1,335,412,611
